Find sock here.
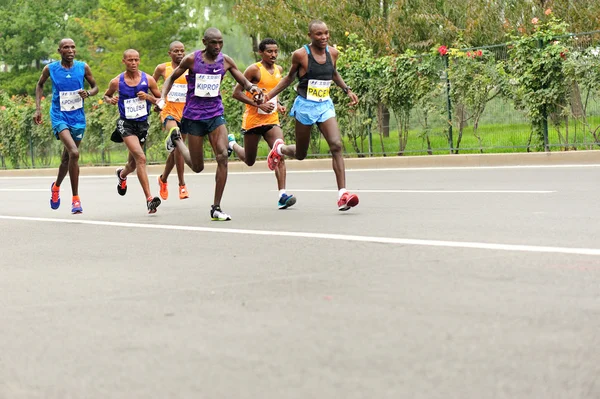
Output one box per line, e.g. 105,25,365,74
278,189,286,198
52,183,60,190
338,188,348,199
276,142,283,156
147,196,153,202
72,195,80,201
228,140,235,150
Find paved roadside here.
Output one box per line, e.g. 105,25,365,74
1,150,599,177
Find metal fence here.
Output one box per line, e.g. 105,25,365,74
3,30,600,169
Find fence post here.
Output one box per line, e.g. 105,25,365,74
101,128,105,165
29,127,35,168
443,55,454,154
367,107,373,156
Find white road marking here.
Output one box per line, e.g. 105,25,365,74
283,189,555,194
2,215,600,256
1,163,600,179
0,189,47,192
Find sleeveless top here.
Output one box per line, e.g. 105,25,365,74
242,62,282,130
183,50,226,121
160,62,187,122
296,45,333,102
48,60,87,128
118,72,150,122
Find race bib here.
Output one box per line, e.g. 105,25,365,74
307,79,331,102
258,95,278,115
124,97,148,119
194,74,221,97
59,90,83,112
167,83,187,103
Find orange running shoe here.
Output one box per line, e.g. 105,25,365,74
179,184,189,200
158,175,168,200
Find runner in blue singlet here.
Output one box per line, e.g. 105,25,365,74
34,38,98,214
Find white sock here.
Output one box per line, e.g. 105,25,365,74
338,188,348,199
276,142,283,156
279,189,286,198
228,141,235,150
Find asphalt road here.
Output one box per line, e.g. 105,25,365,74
1,164,599,398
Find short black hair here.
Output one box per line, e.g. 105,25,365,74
308,20,326,32
259,38,278,52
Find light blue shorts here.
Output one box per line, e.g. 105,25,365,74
52,123,85,141
290,96,336,126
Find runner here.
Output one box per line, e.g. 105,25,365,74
159,27,263,221
153,41,190,201
265,20,360,211
103,49,162,214
34,38,98,214
230,38,296,210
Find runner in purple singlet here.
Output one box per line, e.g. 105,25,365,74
159,27,262,221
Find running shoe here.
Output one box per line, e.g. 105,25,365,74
179,184,189,200
164,126,181,153
71,199,83,214
337,192,359,211
210,205,231,221
278,193,296,210
158,175,168,200
147,196,161,214
50,182,60,210
116,168,127,196
267,138,283,171
227,133,236,157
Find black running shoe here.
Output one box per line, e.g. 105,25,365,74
147,196,161,214
116,168,127,196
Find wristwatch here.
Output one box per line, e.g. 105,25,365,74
342,86,352,94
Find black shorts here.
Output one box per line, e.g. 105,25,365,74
241,124,279,136
181,115,226,137
111,118,149,143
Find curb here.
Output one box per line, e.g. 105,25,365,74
1,150,599,177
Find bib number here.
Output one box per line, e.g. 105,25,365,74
194,74,221,97
124,97,148,119
258,95,277,115
167,83,187,103
59,90,83,112
307,79,331,102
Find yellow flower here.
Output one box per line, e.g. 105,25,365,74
345,31,349,37
98,99,104,105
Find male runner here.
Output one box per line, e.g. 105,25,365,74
265,20,360,211
34,38,98,214
104,49,162,214
160,27,262,221
230,38,296,210
153,41,190,201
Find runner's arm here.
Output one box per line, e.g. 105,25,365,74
266,50,301,100
232,64,261,106
81,64,99,98
103,78,120,105
152,63,165,84
161,54,192,102
225,55,261,99
137,76,161,105
33,66,50,124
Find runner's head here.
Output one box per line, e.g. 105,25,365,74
122,49,140,73
58,38,76,63
168,41,185,64
308,20,329,50
203,28,223,57
258,38,278,67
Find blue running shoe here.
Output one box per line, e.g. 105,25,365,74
50,182,60,210
278,193,296,210
71,198,83,214
227,133,236,157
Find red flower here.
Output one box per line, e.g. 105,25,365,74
438,45,448,56
466,51,472,58
477,50,483,57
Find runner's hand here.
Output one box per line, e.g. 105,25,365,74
33,110,42,125
107,96,119,105
258,102,275,113
136,91,148,101
249,85,263,104
347,91,359,106
277,104,286,114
